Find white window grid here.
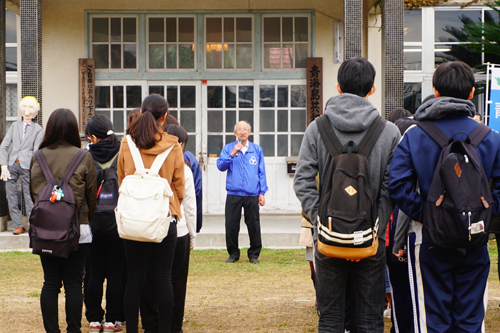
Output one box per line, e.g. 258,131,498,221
257,84,307,157
261,14,311,70
204,14,255,71
90,15,139,71
146,14,197,71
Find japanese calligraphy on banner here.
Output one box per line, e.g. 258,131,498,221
307,58,323,125
79,59,95,133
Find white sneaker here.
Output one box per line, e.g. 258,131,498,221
102,322,115,332
384,306,391,319
89,321,102,333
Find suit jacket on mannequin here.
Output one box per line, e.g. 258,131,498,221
0,121,44,169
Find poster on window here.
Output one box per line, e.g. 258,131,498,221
79,59,95,133
307,58,323,125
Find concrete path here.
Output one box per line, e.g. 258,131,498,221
0,215,302,252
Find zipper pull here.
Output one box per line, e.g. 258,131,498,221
328,217,332,232
468,212,472,241
464,155,469,163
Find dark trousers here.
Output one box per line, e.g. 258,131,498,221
225,194,262,259
40,244,89,333
124,224,177,333
85,238,125,323
416,240,489,333
315,241,386,333
142,234,191,333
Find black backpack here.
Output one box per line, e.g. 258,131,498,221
29,149,88,258
90,157,119,240
418,121,493,250
316,115,386,260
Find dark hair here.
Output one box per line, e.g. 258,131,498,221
165,125,190,166
433,61,475,99
39,109,81,149
126,108,141,135
337,57,376,97
127,94,169,149
387,108,412,123
395,118,417,136
85,114,119,146
166,114,179,126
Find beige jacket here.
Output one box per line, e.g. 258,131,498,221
117,132,185,218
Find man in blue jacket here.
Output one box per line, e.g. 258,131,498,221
217,120,268,264
389,61,500,332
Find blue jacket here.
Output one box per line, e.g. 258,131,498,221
217,141,268,197
184,151,203,232
388,97,500,222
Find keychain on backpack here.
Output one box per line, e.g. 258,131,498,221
50,185,64,202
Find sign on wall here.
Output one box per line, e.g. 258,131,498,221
79,59,95,133
306,58,323,125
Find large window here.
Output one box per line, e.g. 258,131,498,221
205,16,253,70
262,15,309,69
91,16,138,70
148,16,196,70
404,9,422,71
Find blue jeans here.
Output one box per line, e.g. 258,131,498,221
315,240,386,333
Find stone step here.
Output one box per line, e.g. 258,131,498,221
0,215,302,252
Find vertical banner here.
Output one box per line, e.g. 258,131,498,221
79,59,95,133
307,58,323,125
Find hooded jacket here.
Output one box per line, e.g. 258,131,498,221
293,93,401,241
117,132,185,218
388,97,500,223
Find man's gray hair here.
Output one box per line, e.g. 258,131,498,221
234,121,252,131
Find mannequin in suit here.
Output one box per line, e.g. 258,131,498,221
0,96,44,234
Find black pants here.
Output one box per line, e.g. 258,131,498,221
141,233,191,333
225,194,262,259
124,224,177,333
85,238,125,323
40,244,89,333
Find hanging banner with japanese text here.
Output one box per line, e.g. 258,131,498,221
307,58,323,125
79,58,95,133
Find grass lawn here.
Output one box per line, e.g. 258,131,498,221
0,245,499,332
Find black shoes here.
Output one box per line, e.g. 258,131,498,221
249,258,259,264
226,255,239,263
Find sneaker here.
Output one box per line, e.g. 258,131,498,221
89,321,102,333
383,306,391,319
102,322,115,332
114,321,123,332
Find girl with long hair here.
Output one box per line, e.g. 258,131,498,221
30,108,97,333
117,94,185,333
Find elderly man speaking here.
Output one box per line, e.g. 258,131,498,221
217,120,268,264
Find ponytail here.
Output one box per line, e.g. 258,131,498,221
128,94,169,149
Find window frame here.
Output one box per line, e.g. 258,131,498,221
203,14,255,72
146,14,198,72
89,14,140,72
261,13,311,71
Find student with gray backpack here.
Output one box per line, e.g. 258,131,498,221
116,94,185,333
84,115,125,333
294,57,400,333
30,108,97,333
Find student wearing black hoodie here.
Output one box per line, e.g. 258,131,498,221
85,115,125,333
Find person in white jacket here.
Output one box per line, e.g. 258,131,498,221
167,125,197,333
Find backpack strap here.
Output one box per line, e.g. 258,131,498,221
316,115,342,157
417,121,450,148
60,150,89,185
126,135,146,171
358,116,386,157
35,150,56,186
468,123,491,148
150,144,175,175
